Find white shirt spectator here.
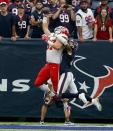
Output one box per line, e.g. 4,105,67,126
76,8,95,39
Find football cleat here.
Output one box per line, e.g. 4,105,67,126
40,121,45,125
92,98,102,111
64,121,75,126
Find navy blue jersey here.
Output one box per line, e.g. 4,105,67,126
0,13,15,37
31,10,43,29
60,10,75,34
15,14,30,38
53,8,75,35
60,48,76,74
30,10,43,38
8,3,19,15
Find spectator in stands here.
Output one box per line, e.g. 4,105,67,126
22,0,32,16
39,0,50,7
72,0,91,10
46,0,59,32
93,8,113,42
0,2,16,41
76,0,95,42
71,0,80,12
94,0,112,19
29,1,44,38
15,4,30,38
29,0,38,13
71,0,80,8
8,0,21,15
52,0,75,37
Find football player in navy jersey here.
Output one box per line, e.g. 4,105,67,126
57,38,102,112
15,4,30,38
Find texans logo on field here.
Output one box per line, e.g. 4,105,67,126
70,55,113,109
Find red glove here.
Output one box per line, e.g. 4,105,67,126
42,34,48,41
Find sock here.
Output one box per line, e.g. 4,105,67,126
63,102,68,110
78,93,88,104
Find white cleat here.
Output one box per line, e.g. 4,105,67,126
64,121,75,126
40,121,45,125
92,98,102,111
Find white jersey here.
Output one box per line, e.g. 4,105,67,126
76,8,95,39
46,33,65,64
46,46,63,64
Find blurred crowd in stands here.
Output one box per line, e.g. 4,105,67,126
0,0,113,42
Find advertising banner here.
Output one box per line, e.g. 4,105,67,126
0,40,113,119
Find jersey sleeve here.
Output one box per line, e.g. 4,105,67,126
76,14,82,26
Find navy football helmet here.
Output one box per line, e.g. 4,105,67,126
68,38,78,50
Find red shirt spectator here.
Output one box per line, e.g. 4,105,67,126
93,8,113,42
96,17,112,40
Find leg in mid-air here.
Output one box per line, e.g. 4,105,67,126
61,90,102,111
34,64,51,93
57,72,88,105
67,78,102,111
58,72,102,111
84,94,102,111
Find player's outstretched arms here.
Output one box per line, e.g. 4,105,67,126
42,16,51,36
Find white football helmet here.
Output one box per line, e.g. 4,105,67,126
54,26,69,36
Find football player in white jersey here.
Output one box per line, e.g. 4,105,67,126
76,0,95,42
34,12,72,96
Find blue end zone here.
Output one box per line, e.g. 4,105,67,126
0,124,113,130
